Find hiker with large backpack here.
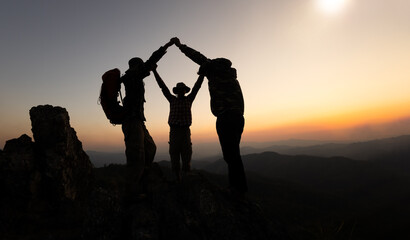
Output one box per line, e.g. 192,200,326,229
112,39,175,199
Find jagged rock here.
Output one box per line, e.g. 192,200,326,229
3,134,35,171
1,134,40,220
1,105,93,203
0,105,95,239
29,105,93,201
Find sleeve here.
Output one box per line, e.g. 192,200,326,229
179,44,209,66
188,75,205,102
145,46,167,71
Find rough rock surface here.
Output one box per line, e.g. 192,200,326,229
0,105,288,240
29,105,93,200
0,105,94,239
91,164,287,240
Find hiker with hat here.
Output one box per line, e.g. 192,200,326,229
120,38,175,198
152,66,205,182
172,37,248,194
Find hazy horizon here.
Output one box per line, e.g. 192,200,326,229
86,129,409,164
2,113,410,155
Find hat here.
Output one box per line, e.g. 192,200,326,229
173,82,190,94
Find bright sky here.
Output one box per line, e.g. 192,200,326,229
1,0,410,152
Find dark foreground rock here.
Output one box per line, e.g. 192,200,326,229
0,105,288,240
89,164,288,240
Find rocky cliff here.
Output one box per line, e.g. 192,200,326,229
0,105,287,240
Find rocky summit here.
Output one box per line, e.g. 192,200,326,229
0,105,287,240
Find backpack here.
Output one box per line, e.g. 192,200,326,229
99,68,126,124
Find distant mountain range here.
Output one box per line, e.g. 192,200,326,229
200,151,410,194
88,135,410,167
87,151,126,167
240,135,410,160
193,143,410,239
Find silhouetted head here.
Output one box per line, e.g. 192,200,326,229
128,57,144,70
198,58,236,79
126,57,150,77
173,82,190,96
211,58,232,68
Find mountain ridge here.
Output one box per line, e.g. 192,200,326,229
253,135,410,160
196,150,410,239
87,134,410,167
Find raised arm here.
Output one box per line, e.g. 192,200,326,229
145,39,175,71
188,75,205,102
173,37,209,66
152,68,173,101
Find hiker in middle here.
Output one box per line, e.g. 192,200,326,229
152,66,205,182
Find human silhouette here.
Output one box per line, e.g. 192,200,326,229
121,39,175,197
152,66,204,182
173,37,248,194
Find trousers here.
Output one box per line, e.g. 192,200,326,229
122,117,156,191
169,126,192,179
216,112,248,193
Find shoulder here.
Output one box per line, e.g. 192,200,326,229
167,94,177,101
120,73,129,83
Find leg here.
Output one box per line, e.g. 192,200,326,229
139,123,157,193
181,128,192,173
169,127,182,182
216,114,247,193
122,118,146,193
142,123,156,167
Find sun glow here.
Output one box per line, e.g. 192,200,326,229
317,0,348,14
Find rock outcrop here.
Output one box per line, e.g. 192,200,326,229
29,105,93,200
0,105,94,239
0,105,93,204
0,105,288,240
89,164,286,240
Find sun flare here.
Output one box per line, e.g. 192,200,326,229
317,0,348,14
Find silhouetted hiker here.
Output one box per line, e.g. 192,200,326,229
173,37,248,194
121,39,174,198
152,66,205,182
